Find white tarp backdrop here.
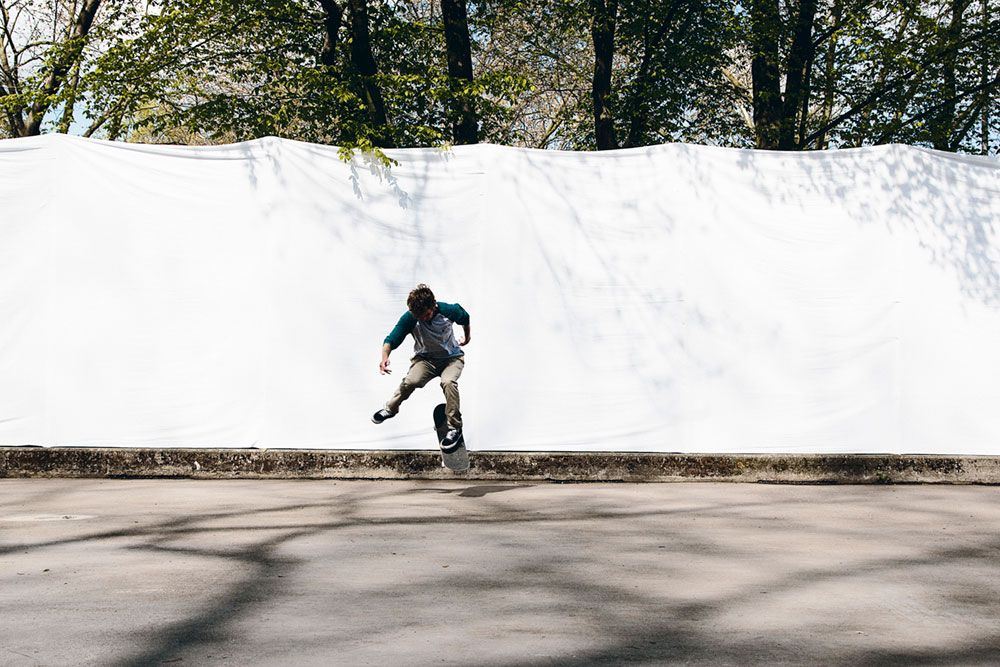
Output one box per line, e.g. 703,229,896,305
1,134,999,453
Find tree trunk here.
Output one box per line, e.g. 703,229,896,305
931,0,971,150
441,0,478,144
57,60,83,134
347,0,392,144
779,0,817,149
1,82,26,137
318,0,345,68
982,0,990,154
797,46,814,146
590,0,619,150
624,4,683,148
816,0,843,149
0,15,26,137
23,0,103,136
750,0,782,149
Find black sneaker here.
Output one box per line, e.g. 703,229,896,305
441,428,462,450
371,408,395,424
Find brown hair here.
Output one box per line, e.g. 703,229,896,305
407,284,436,315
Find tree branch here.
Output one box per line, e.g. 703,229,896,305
23,0,102,135
803,17,1000,146
950,92,988,149
873,66,1000,144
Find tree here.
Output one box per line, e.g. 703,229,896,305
905,0,1000,151
590,0,618,149
613,0,741,148
441,0,477,143
486,0,740,150
740,0,1000,152
81,0,418,148
77,0,527,152
778,0,817,149
1,0,111,137
5,0,998,156
749,0,809,149
346,0,392,143
470,0,590,148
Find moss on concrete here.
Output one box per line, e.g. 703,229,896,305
2,448,1000,483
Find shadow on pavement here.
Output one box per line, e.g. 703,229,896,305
2,480,1000,666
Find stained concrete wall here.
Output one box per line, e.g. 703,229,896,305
2,448,999,483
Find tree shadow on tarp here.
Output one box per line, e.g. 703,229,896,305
733,145,1000,308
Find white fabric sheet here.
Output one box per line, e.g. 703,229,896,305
1,134,998,453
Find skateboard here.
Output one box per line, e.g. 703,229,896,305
433,403,469,471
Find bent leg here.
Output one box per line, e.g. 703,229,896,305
439,357,465,430
386,358,436,414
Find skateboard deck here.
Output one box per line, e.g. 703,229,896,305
433,403,469,471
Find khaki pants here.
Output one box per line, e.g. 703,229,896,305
386,356,465,429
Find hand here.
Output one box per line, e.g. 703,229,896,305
379,358,392,375
459,334,471,346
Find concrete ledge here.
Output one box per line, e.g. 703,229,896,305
3,448,1000,483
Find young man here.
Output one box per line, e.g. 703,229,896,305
372,284,470,447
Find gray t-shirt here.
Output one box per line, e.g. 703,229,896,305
383,302,470,360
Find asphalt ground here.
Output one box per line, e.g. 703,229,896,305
2,479,999,666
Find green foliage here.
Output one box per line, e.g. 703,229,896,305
471,0,744,149
4,0,998,154
79,0,531,152
610,0,742,147
735,0,1000,152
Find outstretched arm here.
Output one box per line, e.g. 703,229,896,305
379,342,393,374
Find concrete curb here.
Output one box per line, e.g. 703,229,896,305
3,448,1000,483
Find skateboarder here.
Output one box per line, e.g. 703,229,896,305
372,284,470,447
